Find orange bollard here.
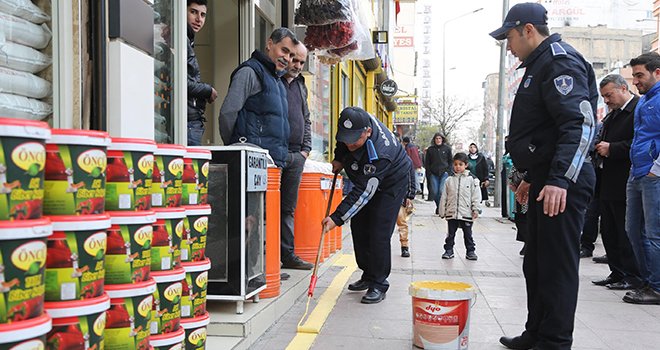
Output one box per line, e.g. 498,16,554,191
260,167,281,299
294,173,326,263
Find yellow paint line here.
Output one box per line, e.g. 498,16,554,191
285,254,357,350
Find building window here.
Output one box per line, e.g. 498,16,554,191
255,12,273,53
153,0,175,143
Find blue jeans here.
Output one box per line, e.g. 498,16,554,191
429,172,449,209
187,120,205,146
625,174,660,291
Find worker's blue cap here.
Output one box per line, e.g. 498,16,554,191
337,107,371,144
489,2,548,40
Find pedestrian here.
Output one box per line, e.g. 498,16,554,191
279,42,314,270
622,52,660,305
424,133,452,214
187,0,217,146
490,3,597,349
218,27,298,167
467,143,490,203
508,165,529,256
438,152,481,261
402,136,423,193
590,74,642,291
321,107,414,304
396,193,415,258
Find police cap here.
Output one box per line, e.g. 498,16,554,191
489,2,548,40
337,107,371,144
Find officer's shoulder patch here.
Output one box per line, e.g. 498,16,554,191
554,75,574,95
550,42,567,58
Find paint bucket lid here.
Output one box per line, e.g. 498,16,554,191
0,117,50,140
0,218,52,239
184,205,211,216
185,148,212,160
106,279,157,298
48,129,111,146
154,207,186,219
49,214,111,231
409,281,476,301
152,267,186,283
108,211,156,225
0,313,52,344
150,326,185,347
155,144,186,157
109,138,157,153
45,293,110,318
180,312,209,329
182,258,211,273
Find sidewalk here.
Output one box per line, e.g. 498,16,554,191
252,198,660,349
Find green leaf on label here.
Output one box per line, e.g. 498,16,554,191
146,169,153,178
95,249,105,261
143,240,151,250
26,261,41,276
173,295,180,304
26,163,40,176
90,167,103,178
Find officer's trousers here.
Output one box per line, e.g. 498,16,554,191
522,164,595,350
351,184,407,292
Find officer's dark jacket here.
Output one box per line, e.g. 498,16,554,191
330,116,412,226
229,50,290,167
506,33,598,189
187,25,213,121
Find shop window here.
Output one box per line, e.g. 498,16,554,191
256,12,273,53
341,71,349,111
354,74,365,109
307,60,331,160
153,0,175,143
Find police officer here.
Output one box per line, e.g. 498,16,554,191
321,107,415,304
490,3,596,349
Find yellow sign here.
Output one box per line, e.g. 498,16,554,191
394,102,418,125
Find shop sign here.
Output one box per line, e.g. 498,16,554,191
246,151,268,192
379,79,398,97
394,102,418,125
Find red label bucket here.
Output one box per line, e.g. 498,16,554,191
409,281,476,350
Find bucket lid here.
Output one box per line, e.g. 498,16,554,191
48,129,111,146
183,205,211,216
185,148,212,160
106,279,157,298
180,312,210,329
109,138,157,153
0,117,50,140
0,313,51,344
182,258,211,273
154,207,186,219
152,267,186,283
0,218,52,239
409,281,476,301
49,214,111,231
45,293,110,318
108,211,156,225
149,326,185,346
155,144,187,157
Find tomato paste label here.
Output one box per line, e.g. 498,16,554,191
45,230,107,301
0,139,46,220
181,158,208,206
105,150,153,211
105,224,152,284
0,238,47,323
184,327,207,350
173,219,183,268
47,311,106,350
181,215,207,263
151,155,183,208
198,161,209,205
0,337,46,350
151,281,182,334
412,297,471,349
44,145,107,215
105,295,153,350
154,343,182,350
152,217,176,272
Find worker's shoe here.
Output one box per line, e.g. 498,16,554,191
442,250,454,259
623,286,660,305
361,289,386,304
499,334,536,349
281,256,313,270
401,247,410,258
465,251,478,261
348,279,370,291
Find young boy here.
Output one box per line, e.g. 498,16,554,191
438,152,481,260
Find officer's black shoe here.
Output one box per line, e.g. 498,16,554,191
606,281,640,290
348,279,370,291
281,256,313,270
361,289,386,304
401,247,410,257
592,276,621,286
593,254,608,264
442,250,454,259
499,334,536,350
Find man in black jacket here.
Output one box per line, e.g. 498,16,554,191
424,133,452,213
187,0,217,146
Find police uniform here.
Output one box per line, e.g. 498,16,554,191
491,4,597,349
330,107,414,296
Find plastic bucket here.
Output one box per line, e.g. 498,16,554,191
105,279,156,350
181,205,210,263
150,326,184,350
46,214,111,301
105,211,156,284
0,117,50,220
153,207,186,271
180,259,210,319
106,138,156,211
0,313,51,349
261,167,280,299
0,218,51,323
409,281,477,350
182,149,211,206
180,312,209,350
151,144,186,208
44,293,110,350
44,129,111,215
151,268,185,335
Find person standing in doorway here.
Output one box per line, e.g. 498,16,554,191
424,133,452,214
467,143,490,204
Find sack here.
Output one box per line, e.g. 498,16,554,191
0,41,52,73
295,0,353,26
0,92,52,120
0,66,52,98
0,0,50,24
0,11,52,49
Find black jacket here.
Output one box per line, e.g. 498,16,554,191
468,152,489,183
506,34,598,188
425,142,453,176
597,96,637,201
187,25,213,121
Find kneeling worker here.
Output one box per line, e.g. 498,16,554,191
322,107,415,304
